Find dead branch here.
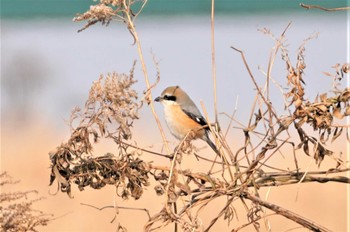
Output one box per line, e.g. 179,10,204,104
242,192,332,232
300,3,350,11
48,1,350,230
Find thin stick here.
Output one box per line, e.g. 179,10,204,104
80,203,151,220
204,197,234,231
233,213,276,232
122,0,171,156
211,0,218,124
242,192,332,232
231,46,279,120
201,101,234,181
300,3,350,11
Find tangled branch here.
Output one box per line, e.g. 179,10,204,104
48,2,350,231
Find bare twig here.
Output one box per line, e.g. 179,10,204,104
121,0,172,156
211,0,218,124
81,203,152,220
242,192,332,232
300,3,350,11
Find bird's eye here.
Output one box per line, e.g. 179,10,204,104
164,95,176,101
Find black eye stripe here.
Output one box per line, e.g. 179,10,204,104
164,95,176,101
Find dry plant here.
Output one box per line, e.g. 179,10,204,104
0,172,53,231
49,1,350,231
300,3,350,11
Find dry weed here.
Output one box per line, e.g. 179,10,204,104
73,0,146,42
49,63,147,198
48,1,350,231
0,172,53,232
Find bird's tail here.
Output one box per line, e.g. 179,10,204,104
203,133,220,155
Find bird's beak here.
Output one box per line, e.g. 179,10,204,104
154,96,162,102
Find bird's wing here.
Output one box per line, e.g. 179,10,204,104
182,109,208,127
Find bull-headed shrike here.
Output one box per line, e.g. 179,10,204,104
155,86,219,154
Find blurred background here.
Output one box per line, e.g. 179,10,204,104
1,0,349,231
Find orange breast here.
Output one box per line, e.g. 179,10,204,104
164,104,205,140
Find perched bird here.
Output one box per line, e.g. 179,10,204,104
155,86,219,154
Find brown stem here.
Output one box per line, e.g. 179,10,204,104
242,192,332,232
300,3,350,11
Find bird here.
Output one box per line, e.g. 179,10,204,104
155,86,219,154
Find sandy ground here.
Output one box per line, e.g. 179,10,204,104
1,114,348,231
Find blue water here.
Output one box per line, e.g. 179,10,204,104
2,0,348,18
